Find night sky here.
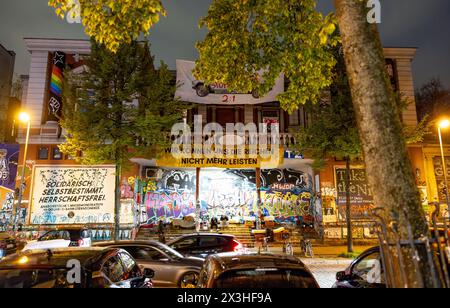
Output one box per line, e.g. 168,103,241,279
0,0,449,89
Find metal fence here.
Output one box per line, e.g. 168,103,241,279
371,204,450,288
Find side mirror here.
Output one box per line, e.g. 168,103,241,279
336,271,348,282
143,268,155,279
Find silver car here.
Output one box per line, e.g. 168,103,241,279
94,240,204,288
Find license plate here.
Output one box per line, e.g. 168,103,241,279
6,244,14,249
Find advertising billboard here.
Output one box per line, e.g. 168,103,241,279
28,165,116,225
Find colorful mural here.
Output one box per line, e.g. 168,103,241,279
142,168,316,225
0,144,19,231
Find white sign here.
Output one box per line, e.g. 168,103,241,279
175,60,284,105
29,165,116,225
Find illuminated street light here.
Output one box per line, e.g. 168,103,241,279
438,119,450,221
18,112,31,123
439,119,450,129
12,112,31,230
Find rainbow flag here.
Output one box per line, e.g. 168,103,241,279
50,65,63,96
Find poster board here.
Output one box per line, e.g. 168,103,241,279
175,60,284,105
28,165,116,225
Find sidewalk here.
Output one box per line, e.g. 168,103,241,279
248,245,374,259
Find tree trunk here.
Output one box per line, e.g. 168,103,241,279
114,164,121,241
334,0,433,287
345,157,353,253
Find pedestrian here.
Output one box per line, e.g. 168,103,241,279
157,219,166,243
210,216,219,231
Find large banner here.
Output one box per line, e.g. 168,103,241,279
175,60,284,105
0,144,19,230
28,165,116,225
334,167,375,220
156,147,284,169
47,51,66,121
433,156,450,205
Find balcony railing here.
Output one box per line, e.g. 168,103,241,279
169,133,296,149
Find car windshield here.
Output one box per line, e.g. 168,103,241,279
154,243,184,259
214,268,318,288
0,268,84,288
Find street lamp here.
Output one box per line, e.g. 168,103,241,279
438,119,450,221
12,112,31,230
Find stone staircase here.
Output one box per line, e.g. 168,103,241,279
136,223,311,248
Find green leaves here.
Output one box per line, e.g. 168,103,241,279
195,0,339,113
48,0,165,52
59,41,185,167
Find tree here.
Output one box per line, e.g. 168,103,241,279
195,0,435,287
416,78,450,122
297,46,430,255
334,0,432,287
48,0,165,52
194,0,338,113
296,46,361,254
60,40,185,239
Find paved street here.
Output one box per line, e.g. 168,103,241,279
300,258,352,288
247,246,354,288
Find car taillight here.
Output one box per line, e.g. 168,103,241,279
233,240,243,252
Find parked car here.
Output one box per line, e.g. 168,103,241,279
94,240,204,288
167,233,244,258
22,228,92,251
333,247,386,289
197,252,320,288
0,247,154,288
334,239,450,288
0,233,17,259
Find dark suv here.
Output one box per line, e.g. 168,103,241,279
0,233,17,259
167,233,243,258
197,252,319,288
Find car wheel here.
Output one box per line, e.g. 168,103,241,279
179,272,199,288
195,84,210,97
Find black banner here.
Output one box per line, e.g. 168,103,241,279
47,51,66,121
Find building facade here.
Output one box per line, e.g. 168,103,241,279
15,38,447,239
0,44,16,142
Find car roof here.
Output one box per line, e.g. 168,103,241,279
0,247,116,269
208,252,308,271
168,233,235,243
94,240,163,247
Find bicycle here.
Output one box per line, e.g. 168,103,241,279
261,236,270,252
283,239,294,256
301,239,314,258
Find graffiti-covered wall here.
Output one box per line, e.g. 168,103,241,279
0,144,19,231
142,168,317,225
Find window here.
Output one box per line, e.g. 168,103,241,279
262,110,279,132
39,230,70,241
172,237,197,250
119,252,141,279
214,269,318,288
216,108,235,127
288,110,300,126
102,256,125,283
127,246,168,261
199,236,218,247
0,269,81,288
217,237,230,245
52,147,62,160
38,147,49,160
352,252,384,284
